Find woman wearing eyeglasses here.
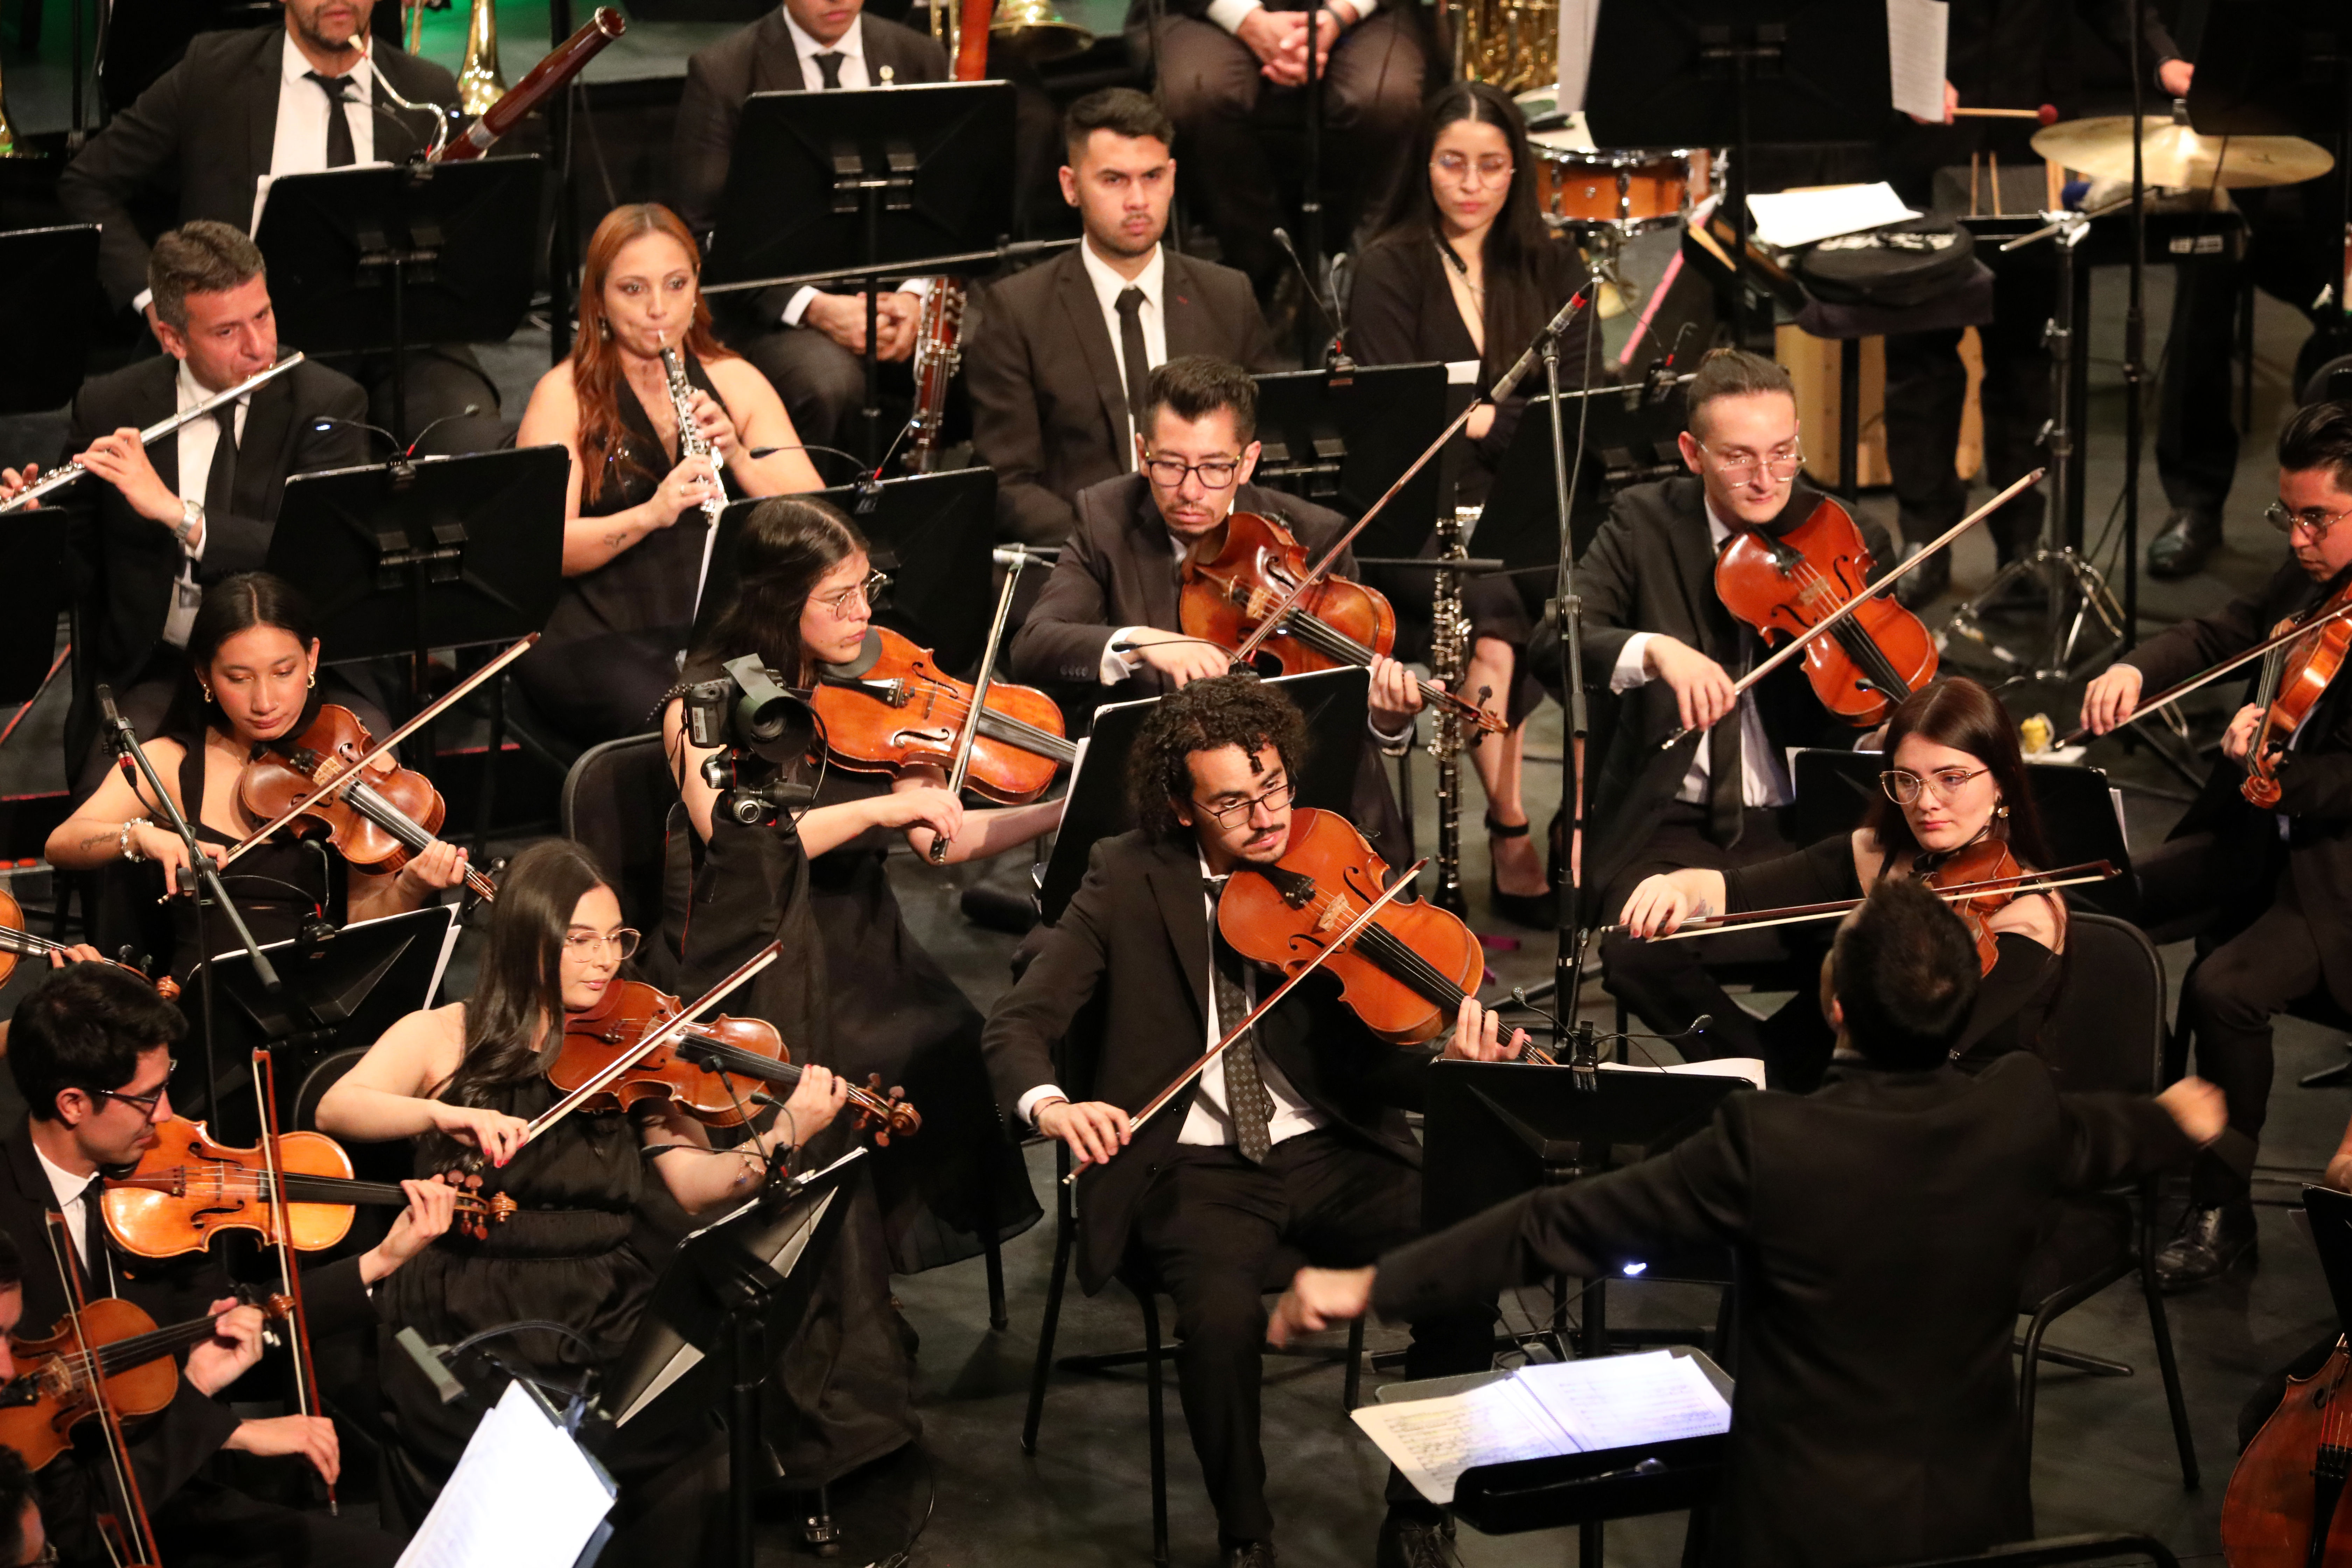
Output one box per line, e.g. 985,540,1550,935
510,202,825,752
1347,80,1596,929
1617,676,2065,1090
316,836,847,1565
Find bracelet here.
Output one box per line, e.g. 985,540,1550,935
119,818,150,862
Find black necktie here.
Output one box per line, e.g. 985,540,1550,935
1209,935,1275,1163
306,71,356,167
1115,286,1152,463
76,1176,106,1283
201,403,239,526
813,51,846,88
1704,555,1750,847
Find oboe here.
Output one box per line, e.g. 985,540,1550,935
0,354,307,515
659,342,725,529
1427,505,1478,916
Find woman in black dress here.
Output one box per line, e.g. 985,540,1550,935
315,837,849,1562
513,202,824,749
1349,81,1596,927
1616,677,2068,1088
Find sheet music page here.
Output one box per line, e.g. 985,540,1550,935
1745,183,1921,250
1513,1351,1734,1452
1554,0,1600,114
397,1382,616,1568
1350,1379,1581,1504
1885,0,1950,124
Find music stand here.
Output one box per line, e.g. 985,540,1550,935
1583,0,1892,343
698,83,1017,463
1249,364,1450,560
1478,382,1694,601
0,511,71,708
688,467,998,672
1035,666,1371,925
177,903,461,1142
0,224,102,413
253,159,543,440
601,1150,866,1568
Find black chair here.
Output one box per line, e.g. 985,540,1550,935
2013,913,2198,1488
559,732,680,945
1879,1531,2181,1568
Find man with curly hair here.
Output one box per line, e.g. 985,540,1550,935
981,672,1522,1568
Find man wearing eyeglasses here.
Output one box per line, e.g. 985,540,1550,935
982,672,1523,1568
0,965,458,1567
2079,399,2352,1291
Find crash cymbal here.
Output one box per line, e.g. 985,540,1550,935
2031,116,2334,189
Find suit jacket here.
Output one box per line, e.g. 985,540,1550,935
0,1125,376,1555
1371,1054,2194,1568
981,830,1433,1293
1544,476,1897,900
2121,557,2352,1009
56,27,458,311
966,246,1281,546
67,355,369,693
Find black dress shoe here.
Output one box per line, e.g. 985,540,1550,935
2155,1200,2258,1292
1221,1539,1278,1568
2147,508,2222,580
1893,546,1951,611
1376,1508,1454,1568
1486,812,1558,929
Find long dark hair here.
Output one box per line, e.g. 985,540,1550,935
435,839,614,1109
1862,677,2053,869
1373,80,1561,380
158,571,322,742
686,496,868,683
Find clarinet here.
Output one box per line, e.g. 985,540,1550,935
1427,505,1477,916
659,343,725,529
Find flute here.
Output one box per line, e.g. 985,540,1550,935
0,354,308,515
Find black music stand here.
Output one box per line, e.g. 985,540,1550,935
1249,363,1450,559
699,83,1017,464
0,514,72,709
1035,666,1371,925
1583,0,1892,343
253,159,543,440
688,467,998,672
601,1151,866,1568
177,903,461,1142
1479,382,1694,600
0,224,103,413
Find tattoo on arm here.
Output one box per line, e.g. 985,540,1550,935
602,524,631,552
77,828,116,854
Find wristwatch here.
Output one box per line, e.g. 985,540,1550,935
173,498,203,548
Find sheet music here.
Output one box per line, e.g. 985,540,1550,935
1885,0,1950,124
1349,1377,1576,1504
1745,183,1920,250
1554,0,1601,114
397,1382,616,1568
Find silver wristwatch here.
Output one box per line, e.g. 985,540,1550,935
173,498,203,548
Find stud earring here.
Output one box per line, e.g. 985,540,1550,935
1995,801,2010,818
598,317,613,342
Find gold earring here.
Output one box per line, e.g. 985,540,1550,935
200,684,215,705
1995,801,2009,818
307,671,317,689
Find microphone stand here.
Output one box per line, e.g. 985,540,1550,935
98,685,284,1123
1542,315,1597,1086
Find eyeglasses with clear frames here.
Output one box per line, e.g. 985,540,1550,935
1192,776,1295,827
815,570,890,619
96,1060,179,1118
2263,500,2352,541
1143,454,1241,491
564,928,642,959
1432,152,1513,186
1697,440,1805,483
1879,765,1991,805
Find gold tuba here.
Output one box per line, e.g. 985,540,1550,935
456,0,507,115
988,0,1092,64
1450,0,1558,95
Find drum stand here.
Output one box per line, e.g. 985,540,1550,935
1943,205,2127,681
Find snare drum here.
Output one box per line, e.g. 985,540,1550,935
1533,145,1712,233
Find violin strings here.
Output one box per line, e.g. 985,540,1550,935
891,676,1072,757
1292,885,1470,1014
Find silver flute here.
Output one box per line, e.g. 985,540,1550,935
0,352,307,515
659,342,725,529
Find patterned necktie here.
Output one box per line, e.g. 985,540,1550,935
813,51,846,88
1210,931,1275,1163
306,71,356,167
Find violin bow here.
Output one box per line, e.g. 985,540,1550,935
2057,597,2352,747
43,1212,164,1568
1604,859,2119,943
252,1048,333,1515
929,546,1040,864
1061,857,1430,1188
1657,468,2046,751
216,634,539,872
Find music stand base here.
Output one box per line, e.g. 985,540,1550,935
1943,547,2126,681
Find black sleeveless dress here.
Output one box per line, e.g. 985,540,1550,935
164,726,335,983
515,352,728,749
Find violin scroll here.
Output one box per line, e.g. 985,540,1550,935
848,1074,922,1146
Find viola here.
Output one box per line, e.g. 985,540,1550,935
2221,1335,2352,1565
100,1114,516,1259
1916,837,2028,975
1216,808,1487,1047
0,1289,289,1470
2242,577,2352,809
234,703,499,901
1714,495,1938,729
813,627,1074,807
1180,511,1504,735
0,883,177,999
559,977,921,1143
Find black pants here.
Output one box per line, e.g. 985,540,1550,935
1127,1130,1489,1544
2156,253,2242,517
153,1477,401,1568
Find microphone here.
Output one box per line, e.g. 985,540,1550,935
992,545,1060,568
402,404,484,457
394,1328,470,1407
97,682,124,734
1271,227,1352,373
312,414,401,452
1490,291,1591,404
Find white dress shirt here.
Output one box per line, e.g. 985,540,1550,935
1204,0,1366,38
777,15,927,327
1079,239,1168,469
1606,496,1793,809
162,360,251,649
33,1140,115,1289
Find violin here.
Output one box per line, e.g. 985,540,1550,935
100,1114,516,1259
0,883,178,999
1917,838,2028,975
0,1289,290,1470
234,703,499,901
1180,511,1505,735
1216,808,1487,1047
812,627,1075,806
1714,495,1938,729
559,977,922,1143
2220,1335,2352,1564
2241,576,2352,809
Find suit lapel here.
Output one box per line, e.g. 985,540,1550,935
1127,483,1181,632
1055,250,1130,461
1666,482,1726,658
247,35,282,192
756,11,807,91
1144,845,1212,1031
1162,253,1219,360
143,360,182,496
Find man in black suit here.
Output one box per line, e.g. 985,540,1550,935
55,0,499,454
982,673,1521,1568
2,223,369,786
1009,354,1420,863
2079,399,2352,1290
1542,348,1896,1065
965,89,1281,546
1273,877,2224,1568
671,0,949,448
0,965,455,1568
